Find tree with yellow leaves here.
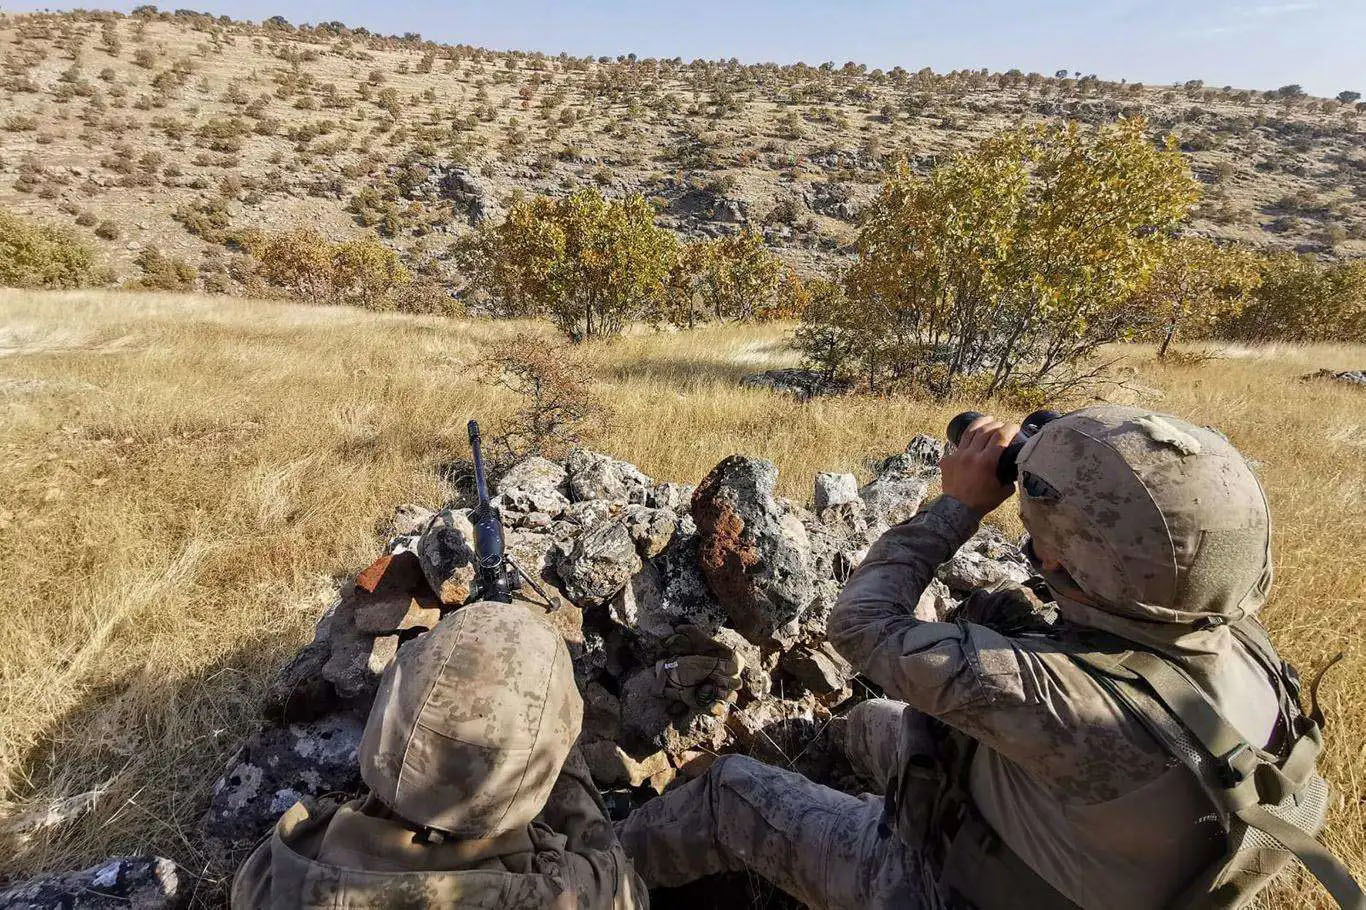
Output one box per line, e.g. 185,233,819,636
458,190,677,339
805,118,1201,396
1139,236,1262,358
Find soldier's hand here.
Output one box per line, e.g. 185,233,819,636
652,626,745,716
941,414,1020,517
954,585,1055,637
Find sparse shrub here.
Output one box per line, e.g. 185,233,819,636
1135,237,1262,356
94,219,121,240
0,207,108,289
475,332,612,459
127,246,196,290
244,227,433,312
1218,254,1366,342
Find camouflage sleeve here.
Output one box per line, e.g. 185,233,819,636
538,745,650,909
828,496,1028,719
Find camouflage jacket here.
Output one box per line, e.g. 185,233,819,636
827,497,1280,910
231,745,648,910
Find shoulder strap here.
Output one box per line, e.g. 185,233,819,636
1118,649,1365,910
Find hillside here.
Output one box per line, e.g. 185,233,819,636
1,8,1364,291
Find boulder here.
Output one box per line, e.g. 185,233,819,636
555,517,643,606
739,369,849,399
813,472,859,511
581,742,675,792
859,453,933,527
691,456,816,646
582,681,622,742
780,641,854,696
565,449,653,503
414,508,476,605
610,539,730,644
202,713,366,855
1304,368,1366,387
646,481,695,512
0,857,185,910
904,434,944,468
622,504,678,558
494,456,571,516
936,530,1032,592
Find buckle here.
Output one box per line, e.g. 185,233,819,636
1216,742,1256,787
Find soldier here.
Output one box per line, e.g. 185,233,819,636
232,599,648,909
618,406,1361,910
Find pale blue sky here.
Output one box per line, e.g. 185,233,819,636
7,0,1362,98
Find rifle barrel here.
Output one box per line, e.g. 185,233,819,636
468,420,491,506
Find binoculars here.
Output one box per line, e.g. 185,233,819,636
946,409,1060,485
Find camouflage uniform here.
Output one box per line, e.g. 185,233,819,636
233,599,648,909
620,406,1303,910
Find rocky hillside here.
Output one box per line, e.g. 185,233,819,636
1,9,1364,291
0,434,1045,907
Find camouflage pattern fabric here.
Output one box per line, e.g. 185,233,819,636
827,405,1289,909
359,600,583,838
233,600,648,909
616,753,937,910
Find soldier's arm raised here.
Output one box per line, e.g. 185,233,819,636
828,496,1027,714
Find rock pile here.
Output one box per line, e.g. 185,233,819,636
0,437,1038,907
1304,368,1366,388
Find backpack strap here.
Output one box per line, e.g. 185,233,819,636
1118,649,1365,910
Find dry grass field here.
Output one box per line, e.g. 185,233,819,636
0,287,1363,906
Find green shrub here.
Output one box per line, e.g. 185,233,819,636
0,208,108,289
244,227,446,313
1218,255,1366,342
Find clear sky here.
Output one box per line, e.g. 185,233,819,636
7,0,1363,98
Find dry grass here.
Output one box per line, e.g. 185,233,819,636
0,288,1362,908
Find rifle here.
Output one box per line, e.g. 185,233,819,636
466,420,560,610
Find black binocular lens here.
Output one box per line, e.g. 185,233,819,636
944,409,1061,485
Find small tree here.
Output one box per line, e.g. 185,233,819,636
805,118,1200,396
660,230,790,327
476,333,612,459
458,190,677,339
1139,237,1262,357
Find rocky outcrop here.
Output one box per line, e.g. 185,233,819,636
692,456,816,646
1304,368,1366,387
740,368,851,399
0,857,186,910
12,437,1053,897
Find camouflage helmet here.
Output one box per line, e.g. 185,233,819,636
358,600,582,838
1015,406,1272,642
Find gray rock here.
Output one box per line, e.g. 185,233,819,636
555,517,643,606
813,472,859,511
414,508,476,605
494,456,571,516
740,369,850,399
1304,368,1366,387
202,713,366,854
904,434,945,467
566,450,654,503
781,641,854,695
937,541,1032,592
610,537,730,643
0,857,185,910
691,456,815,646
622,504,678,558
582,681,622,742
647,481,695,512
859,454,933,527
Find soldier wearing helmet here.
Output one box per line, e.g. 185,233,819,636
232,599,648,909
618,406,1360,910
